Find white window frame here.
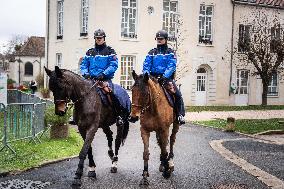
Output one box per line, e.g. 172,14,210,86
80,0,89,36
268,72,278,96
199,4,213,45
57,0,64,39
162,0,179,41
120,55,135,90
121,0,138,39
56,53,63,68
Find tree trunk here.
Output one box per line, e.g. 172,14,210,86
50,124,69,139
262,81,268,106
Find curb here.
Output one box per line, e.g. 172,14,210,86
210,139,284,189
0,155,78,178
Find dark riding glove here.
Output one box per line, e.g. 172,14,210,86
158,76,168,86
97,73,105,81
83,74,90,79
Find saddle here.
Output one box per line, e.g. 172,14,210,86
161,82,175,107
95,81,113,106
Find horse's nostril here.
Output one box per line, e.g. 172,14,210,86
129,116,139,123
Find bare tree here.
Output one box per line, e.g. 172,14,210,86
3,34,28,55
167,17,190,81
233,9,284,105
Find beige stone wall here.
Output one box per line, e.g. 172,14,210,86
46,0,284,106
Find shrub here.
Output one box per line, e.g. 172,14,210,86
35,74,44,88
40,87,50,98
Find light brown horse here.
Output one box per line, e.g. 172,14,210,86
129,71,180,185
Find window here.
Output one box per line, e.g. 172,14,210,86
120,55,135,90
199,4,213,45
163,0,179,41
24,62,33,76
238,24,251,52
268,72,278,96
57,0,64,39
121,0,137,39
56,53,63,68
236,70,249,94
80,0,89,36
270,25,281,53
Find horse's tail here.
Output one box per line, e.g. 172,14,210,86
121,118,129,146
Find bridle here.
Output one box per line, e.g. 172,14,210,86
54,78,97,112
131,84,161,114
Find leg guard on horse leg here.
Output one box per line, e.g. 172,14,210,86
87,146,97,178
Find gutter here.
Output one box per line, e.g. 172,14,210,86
229,1,235,96
45,0,50,88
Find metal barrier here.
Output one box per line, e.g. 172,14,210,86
0,90,53,154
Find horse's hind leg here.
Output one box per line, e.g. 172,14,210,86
110,123,124,173
102,127,114,160
169,122,180,172
139,127,150,186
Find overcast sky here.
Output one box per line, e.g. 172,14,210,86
0,0,46,52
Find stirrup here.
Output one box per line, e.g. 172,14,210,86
116,116,124,126
177,115,185,124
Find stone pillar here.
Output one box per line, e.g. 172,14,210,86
225,117,235,132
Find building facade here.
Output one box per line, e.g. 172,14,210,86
9,36,45,86
45,0,284,106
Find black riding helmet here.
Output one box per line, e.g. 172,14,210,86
155,30,168,40
94,29,106,38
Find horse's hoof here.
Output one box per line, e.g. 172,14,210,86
139,177,149,186
72,178,82,186
88,171,97,178
162,169,171,179
110,166,117,173
159,164,164,172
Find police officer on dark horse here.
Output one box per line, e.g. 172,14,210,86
45,29,131,186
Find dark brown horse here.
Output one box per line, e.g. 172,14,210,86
129,71,180,185
44,66,130,186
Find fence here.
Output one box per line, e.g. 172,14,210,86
0,90,53,154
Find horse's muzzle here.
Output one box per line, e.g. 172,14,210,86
128,116,139,123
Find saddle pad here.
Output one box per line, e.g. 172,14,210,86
95,83,131,113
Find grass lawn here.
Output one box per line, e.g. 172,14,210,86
0,128,83,174
194,118,284,134
186,105,284,112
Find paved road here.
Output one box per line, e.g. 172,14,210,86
0,123,281,189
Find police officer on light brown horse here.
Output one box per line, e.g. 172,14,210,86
143,30,185,124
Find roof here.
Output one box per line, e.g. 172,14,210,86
16,36,45,57
233,0,284,9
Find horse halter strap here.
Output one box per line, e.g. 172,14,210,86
132,86,161,114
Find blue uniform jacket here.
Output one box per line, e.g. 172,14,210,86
80,44,118,79
142,46,176,79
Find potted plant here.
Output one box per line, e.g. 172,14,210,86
45,105,72,139
7,78,16,89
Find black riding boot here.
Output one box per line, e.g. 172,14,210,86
109,92,125,126
173,83,185,125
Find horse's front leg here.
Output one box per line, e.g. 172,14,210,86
169,122,179,172
73,126,98,186
78,127,97,178
159,129,171,179
139,127,150,186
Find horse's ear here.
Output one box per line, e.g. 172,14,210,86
143,72,149,82
44,66,52,76
132,70,138,81
55,66,63,78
